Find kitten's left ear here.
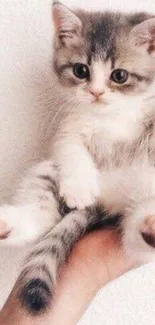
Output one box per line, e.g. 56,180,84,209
130,18,155,54
52,1,82,46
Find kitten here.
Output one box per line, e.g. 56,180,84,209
1,1,155,315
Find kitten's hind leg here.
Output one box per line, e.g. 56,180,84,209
123,198,155,265
0,161,61,245
140,215,155,247
14,207,100,315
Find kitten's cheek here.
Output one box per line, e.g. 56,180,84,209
76,88,94,103
85,95,95,104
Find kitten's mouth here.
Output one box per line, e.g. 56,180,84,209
92,98,107,105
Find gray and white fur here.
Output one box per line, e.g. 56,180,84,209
1,2,155,315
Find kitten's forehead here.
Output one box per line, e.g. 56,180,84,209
75,11,154,65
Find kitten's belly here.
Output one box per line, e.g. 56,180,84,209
99,163,155,217
90,133,142,168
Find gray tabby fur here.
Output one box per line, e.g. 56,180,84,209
1,2,155,317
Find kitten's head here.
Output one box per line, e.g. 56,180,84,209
52,2,155,111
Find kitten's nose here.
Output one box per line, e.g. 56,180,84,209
89,90,104,99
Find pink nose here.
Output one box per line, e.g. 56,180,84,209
89,90,104,98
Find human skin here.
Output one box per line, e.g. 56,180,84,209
0,230,133,325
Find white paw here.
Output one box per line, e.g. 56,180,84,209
123,199,155,265
0,205,32,246
0,205,14,240
0,205,51,246
140,215,155,248
0,219,11,239
59,167,101,209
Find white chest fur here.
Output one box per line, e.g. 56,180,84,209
81,107,144,164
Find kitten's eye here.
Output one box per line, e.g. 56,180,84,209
110,69,129,84
73,63,89,80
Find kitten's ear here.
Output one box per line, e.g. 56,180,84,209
52,1,82,46
130,18,155,54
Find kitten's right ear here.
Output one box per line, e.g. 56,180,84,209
52,1,82,46
130,17,155,55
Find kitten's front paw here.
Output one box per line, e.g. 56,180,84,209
60,168,101,209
